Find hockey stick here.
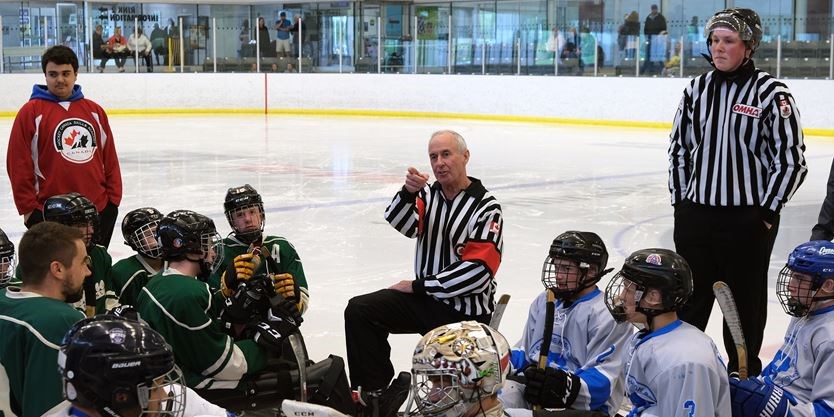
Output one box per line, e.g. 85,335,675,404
713,281,748,380
533,288,557,411
289,333,309,402
489,294,511,329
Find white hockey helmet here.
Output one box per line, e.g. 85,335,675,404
408,321,510,417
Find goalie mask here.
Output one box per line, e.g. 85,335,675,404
777,240,834,317
542,231,611,301
0,228,14,287
58,315,186,417
224,184,265,245
157,210,223,277
122,207,164,259
605,248,692,330
44,192,100,249
409,321,510,417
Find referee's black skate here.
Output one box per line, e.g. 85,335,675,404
355,372,411,417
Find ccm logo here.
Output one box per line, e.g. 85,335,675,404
732,104,762,118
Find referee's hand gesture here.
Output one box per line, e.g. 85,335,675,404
404,167,429,194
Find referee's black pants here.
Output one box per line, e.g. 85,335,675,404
674,200,779,377
344,289,490,391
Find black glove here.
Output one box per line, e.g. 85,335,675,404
106,304,140,321
522,365,581,409
253,298,303,350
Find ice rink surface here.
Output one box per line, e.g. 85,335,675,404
1,114,832,381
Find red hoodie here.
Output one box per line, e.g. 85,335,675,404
7,84,122,215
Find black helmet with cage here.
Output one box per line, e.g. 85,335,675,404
43,192,100,249
58,315,186,417
121,207,164,259
224,184,265,245
542,231,612,301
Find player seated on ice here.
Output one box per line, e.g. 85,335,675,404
39,192,117,315
408,321,511,417
213,184,309,315
501,231,633,417
43,314,235,417
135,210,349,413
111,207,164,306
729,240,834,417
604,248,730,417
0,227,15,288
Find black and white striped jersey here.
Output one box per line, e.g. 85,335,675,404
384,177,503,317
668,60,807,221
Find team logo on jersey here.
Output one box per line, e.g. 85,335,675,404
732,104,762,118
53,118,97,164
645,253,662,265
109,327,127,344
779,98,792,119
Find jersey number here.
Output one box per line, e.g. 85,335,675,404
683,399,695,417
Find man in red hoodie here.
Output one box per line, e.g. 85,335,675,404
6,45,122,248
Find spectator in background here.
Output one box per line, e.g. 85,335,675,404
618,11,640,59
238,18,251,57
102,26,127,72
91,25,109,72
127,27,153,72
251,17,271,71
150,23,166,66
811,158,834,241
285,62,297,73
291,15,306,57
275,12,292,58
643,4,667,74
579,26,598,70
7,46,122,248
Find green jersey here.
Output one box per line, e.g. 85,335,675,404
111,254,161,306
209,235,309,313
0,288,85,417
136,268,268,390
13,245,116,316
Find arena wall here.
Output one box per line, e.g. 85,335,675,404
1,74,832,134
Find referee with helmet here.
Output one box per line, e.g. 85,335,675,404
668,8,807,377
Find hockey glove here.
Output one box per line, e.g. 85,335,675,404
273,273,299,300
221,253,260,297
729,378,795,417
253,297,303,350
107,304,140,321
522,365,581,409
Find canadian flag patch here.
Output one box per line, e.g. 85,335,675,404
779,98,793,119
489,221,501,234
732,103,762,118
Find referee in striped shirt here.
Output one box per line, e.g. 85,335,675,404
668,8,807,377
344,130,503,414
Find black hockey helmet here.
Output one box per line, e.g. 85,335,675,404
43,192,100,248
605,248,693,324
542,231,612,299
121,207,164,259
58,315,186,417
157,210,219,262
704,8,763,54
223,184,265,244
0,228,15,287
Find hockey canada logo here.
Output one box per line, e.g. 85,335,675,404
779,98,792,119
732,104,761,118
54,118,97,164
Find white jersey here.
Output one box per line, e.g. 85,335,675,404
624,320,730,417
41,385,231,417
760,305,834,417
503,288,633,416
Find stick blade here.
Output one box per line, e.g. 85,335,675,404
712,281,748,379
